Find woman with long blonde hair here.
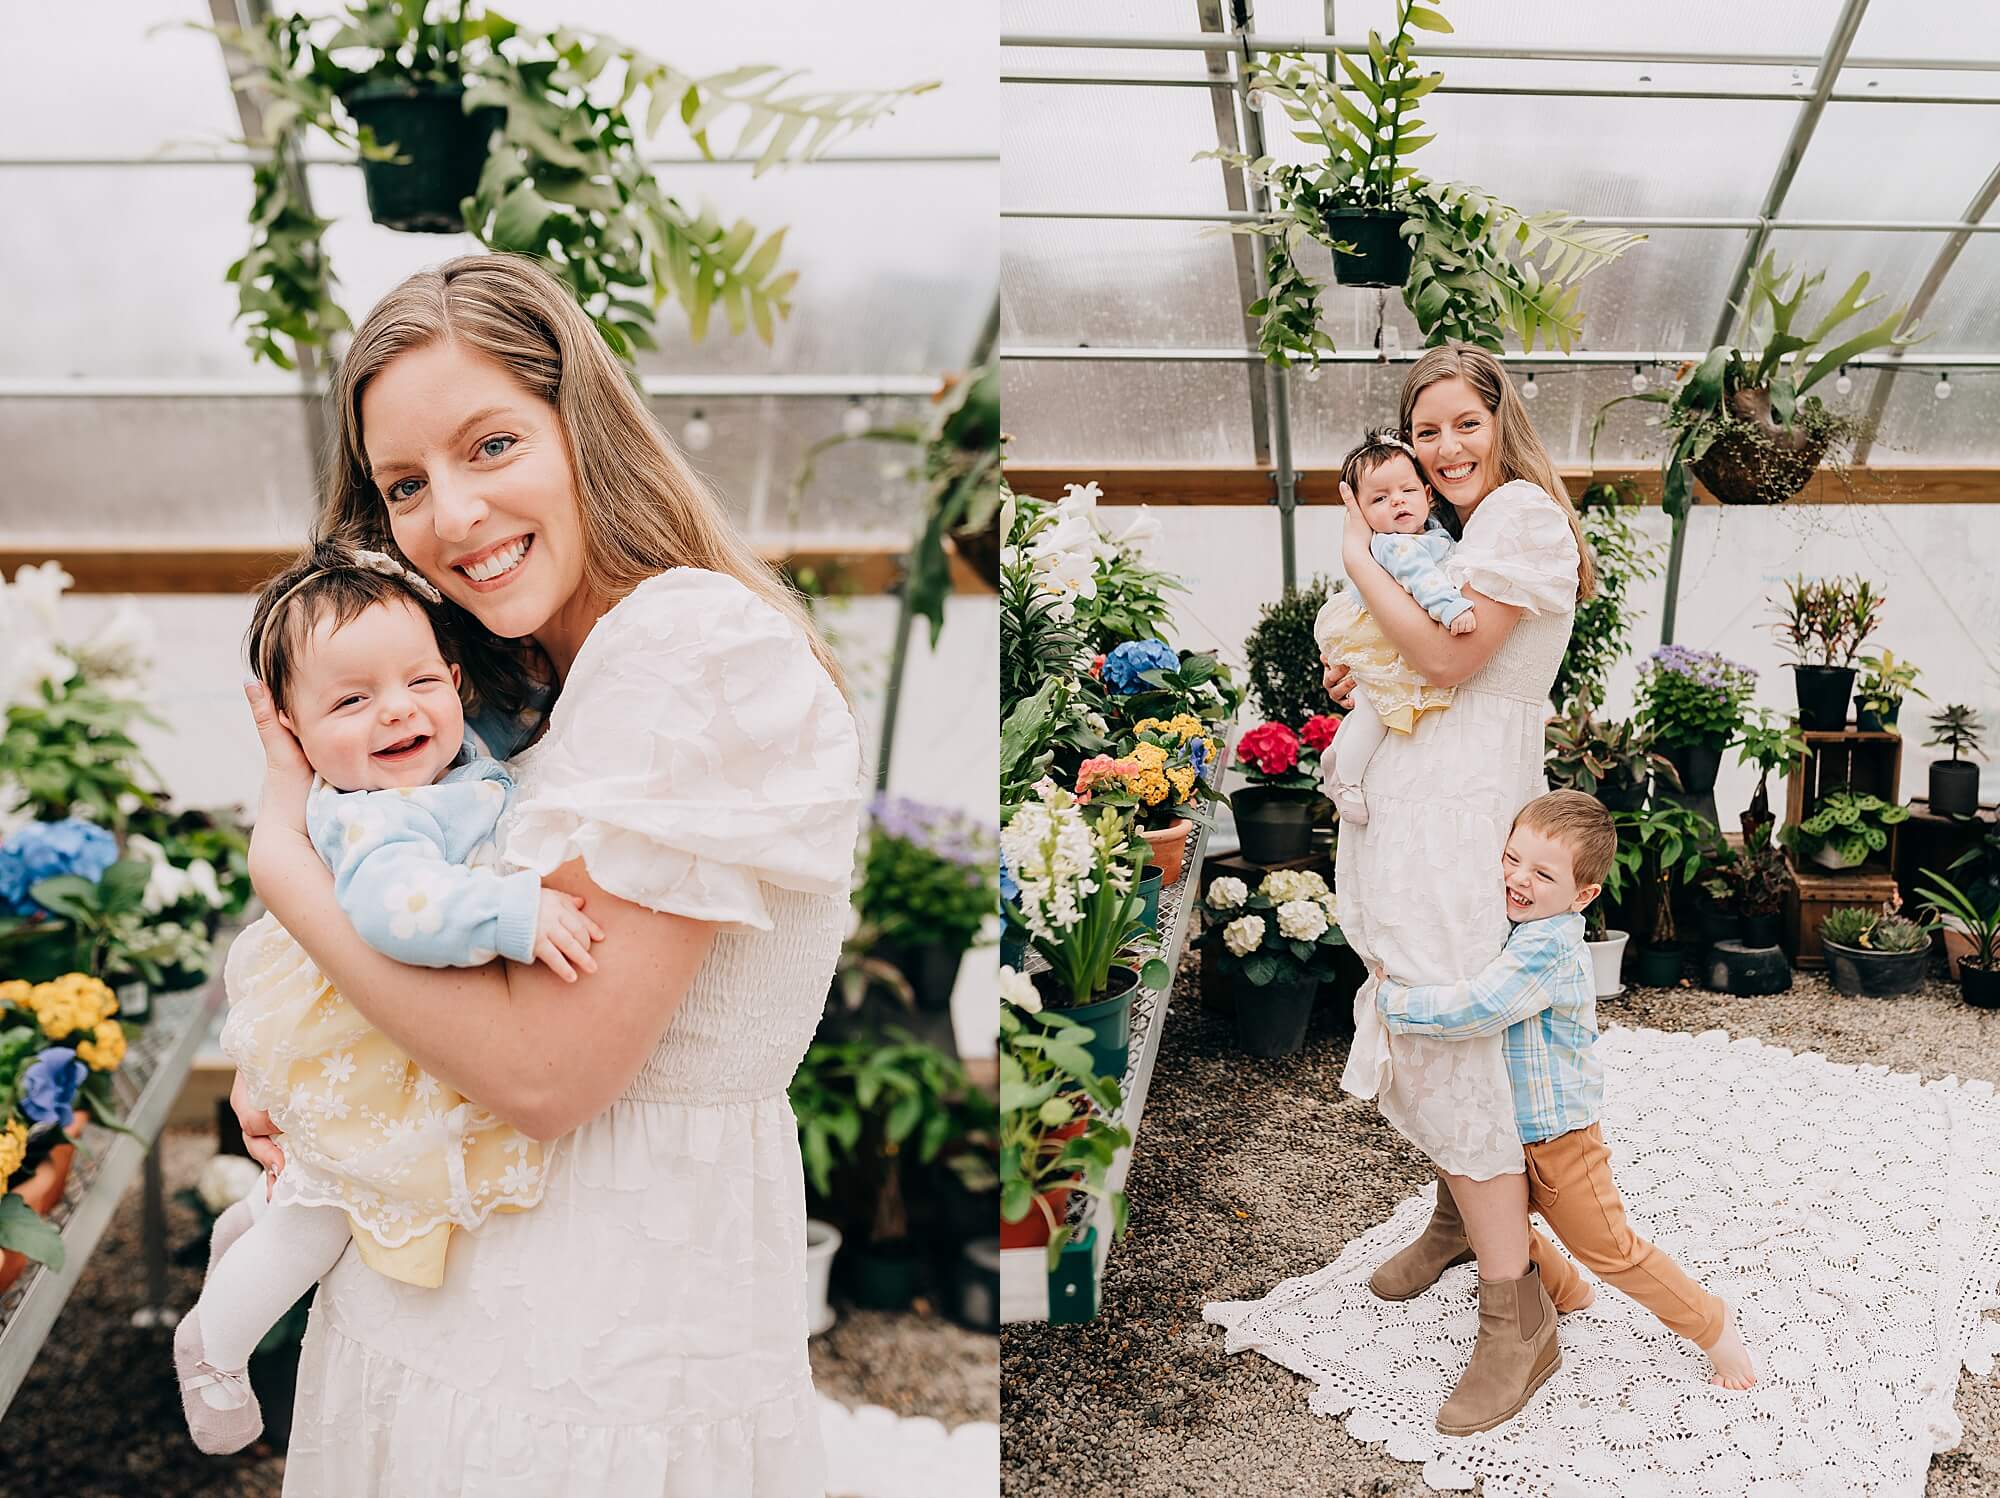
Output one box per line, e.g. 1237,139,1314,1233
229,253,862,1495
1320,343,1593,1434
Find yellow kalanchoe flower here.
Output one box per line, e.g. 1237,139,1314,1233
77,1019,127,1072
26,973,118,1040
0,979,31,1011
0,1117,26,1180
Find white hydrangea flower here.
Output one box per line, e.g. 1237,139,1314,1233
999,965,1041,1012
1261,868,1330,904
1276,898,1329,942
195,1153,266,1215
1223,915,1265,957
1206,877,1249,911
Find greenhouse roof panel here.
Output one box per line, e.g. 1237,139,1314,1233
1002,358,1261,465
1001,218,1255,350
1003,81,1232,213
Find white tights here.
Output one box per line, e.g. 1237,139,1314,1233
1329,696,1388,793
197,1183,350,1371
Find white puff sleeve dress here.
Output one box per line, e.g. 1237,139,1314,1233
281,568,863,1497
1335,481,1581,1180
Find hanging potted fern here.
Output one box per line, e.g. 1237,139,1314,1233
1596,257,1918,518
1201,1,1641,363
204,1,932,367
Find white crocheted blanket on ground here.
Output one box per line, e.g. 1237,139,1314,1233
1205,1026,2000,1497
818,1397,998,1498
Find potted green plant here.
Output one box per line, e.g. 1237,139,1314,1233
204,2,929,367
1203,3,1640,361
1000,783,1169,1082
1926,705,1986,818
1230,720,1338,865
1606,804,1719,987
788,1032,985,1311
1581,890,1629,1000
1768,574,1885,731
1818,907,1931,999
853,797,997,1013
1915,870,2000,1008
1543,697,1680,813
1733,709,1808,832
1597,257,1917,517
1854,651,1924,734
997,998,1129,1267
1243,578,1340,731
1784,788,1910,871
1551,482,1666,715
1199,868,1347,1057
1633,646,1758,796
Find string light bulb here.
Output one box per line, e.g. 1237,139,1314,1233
1935,373,1952,401
1834,365,1853,397
1521,373,1539,401
841,397,872,437
682,409,713,452
1629,363,1649,394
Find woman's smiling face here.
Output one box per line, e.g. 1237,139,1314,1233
1408,376,1498,512
361,341,588,645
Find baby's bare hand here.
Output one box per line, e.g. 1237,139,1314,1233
534,889,606,983
1449,610,1479,636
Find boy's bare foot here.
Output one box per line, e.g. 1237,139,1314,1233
1706,1304,1756,1390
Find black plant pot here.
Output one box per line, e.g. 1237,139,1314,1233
1232,975,1318,1058
1856,701,1902,734
1742,912,1783,949
845,1242,927,1310
1707,940,1793,996
1597,779,1648,814
950,1237,1001,1332
1664,742,1722,796
1963,963,2000,1009
1931,760,1982,819
1325,206,1415,288
1633,943,1685,988
1231,785,1316,866
1792,665,1856,733
1823,936,1931,998
874,939,966,1012
342,84,505,233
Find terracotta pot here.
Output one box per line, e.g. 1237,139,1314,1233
1139,819,1192,887
0,1111,85,1295
999,1115,1089,1250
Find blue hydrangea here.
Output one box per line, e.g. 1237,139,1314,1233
0,817,119,917
999,849,1020,904
1101,639,1180,695
19,1048,86,1130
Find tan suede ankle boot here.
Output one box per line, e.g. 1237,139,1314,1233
1369,1169,1475,1301
1436,1262,1561,1437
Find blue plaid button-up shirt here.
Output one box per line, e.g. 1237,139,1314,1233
1375,912,1602,1145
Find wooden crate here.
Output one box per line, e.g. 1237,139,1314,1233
1783,855,1902,969
1894,802,1997,912
1784,728,1905,873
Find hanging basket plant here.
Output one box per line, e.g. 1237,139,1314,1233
1197,0,1642,363
1595,255,1920,519
202,1,936,368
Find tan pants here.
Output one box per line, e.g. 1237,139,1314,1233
1521,1123,1727,1351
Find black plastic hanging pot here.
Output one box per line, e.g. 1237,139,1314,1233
1325,206,1415,289
1231,785,1317,866
342,83,505,234
1792,665,1855,732
1930,760,1982,818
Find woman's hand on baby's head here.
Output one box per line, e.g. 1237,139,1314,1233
534,888,607,982
1449,609,1479,636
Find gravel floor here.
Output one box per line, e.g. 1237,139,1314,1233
1000,954,2000,1498
1,1127,995,1497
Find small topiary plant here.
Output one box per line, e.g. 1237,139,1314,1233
1244,576,1337,732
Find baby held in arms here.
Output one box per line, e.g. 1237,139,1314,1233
176,542,604,1454
1313,430,1478,825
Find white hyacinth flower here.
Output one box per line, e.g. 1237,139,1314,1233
1206,877,1249,911
1223,915,1265,957
999,965,1041,1013
1276,899,1329,942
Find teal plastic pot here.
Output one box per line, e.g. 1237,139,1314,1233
1033,966,1139,1082
1135,867,1166,933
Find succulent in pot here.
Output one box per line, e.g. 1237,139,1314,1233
1926,705,1986,819
1817,906,1931,999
